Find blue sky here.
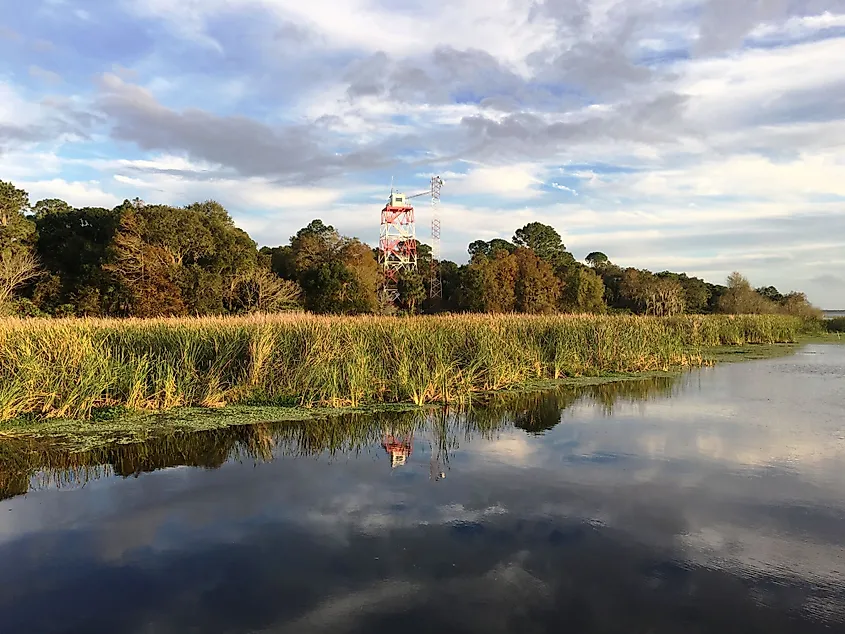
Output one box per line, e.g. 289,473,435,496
1,0,845,306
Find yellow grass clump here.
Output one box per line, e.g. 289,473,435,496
0,313,801,420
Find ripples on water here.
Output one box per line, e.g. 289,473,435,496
1,345,844,633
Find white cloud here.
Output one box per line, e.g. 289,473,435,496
3,0,845,307
438,163,548,199
0,149,65,181
680,36,845,130
592,153,845,200
0,81,42,127
750,11,845,40
107,154,219,174
551,182,578,195
111,171,342,211
129,0,557,65
83,154,344,213
19,179,123,208
474,434,539,467
28,65,63,85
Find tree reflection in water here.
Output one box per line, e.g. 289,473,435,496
0,376,680,500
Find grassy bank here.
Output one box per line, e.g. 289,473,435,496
0,313,801,421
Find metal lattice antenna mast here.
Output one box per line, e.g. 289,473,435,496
429,176,444,299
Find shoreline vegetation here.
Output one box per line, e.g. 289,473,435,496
1,313,802,426
1,180,833,449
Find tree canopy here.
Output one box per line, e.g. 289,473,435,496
585,251,609,267
0,179,823,320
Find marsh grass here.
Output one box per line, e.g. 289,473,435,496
0,313,801,421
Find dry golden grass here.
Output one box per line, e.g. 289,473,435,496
0,312,801,420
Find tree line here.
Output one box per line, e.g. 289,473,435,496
0,179,820,319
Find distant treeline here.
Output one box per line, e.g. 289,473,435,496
0,179,822,319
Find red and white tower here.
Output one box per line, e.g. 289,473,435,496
382,431,414,469
379,190,418,303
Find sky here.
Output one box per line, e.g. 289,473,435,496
1,0,845,307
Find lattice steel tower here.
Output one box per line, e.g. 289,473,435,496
379,189,418,303
429,176,444,299
379,177,444,305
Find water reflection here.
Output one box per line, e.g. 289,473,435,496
1,346,844,633
0,376,682,500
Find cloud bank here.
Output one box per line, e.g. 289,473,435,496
1,0,844,305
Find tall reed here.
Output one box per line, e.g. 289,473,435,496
0,313,801,420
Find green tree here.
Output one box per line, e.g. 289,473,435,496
293,219,336,242
513,248,560,314
512,222,568,261
679,275,711,314
397,269,426,313
656,272,710,314
461,251,518,313
414,240,433,270
33,198,73,217
439,260,462,310
339,238,380,313
585,251,609,268
0,180,29,229
488,238,516,256
186,200,233,226
756,285,784,304
226,267,301,313
719,272,776,314
288,222,379,314
619,268,648,313
512,223,577,293
261,245,296,280
779,291,822,321
34,204,122,314
597,263,626,309
412,240,435,303
0,180,35,254
562,266,606,313
706,283,727,313
298,260,348,313
468,238,515,259
468,239,489,259
111,201,261,315
104,210,186,317
0,250,41,308
621,269,684,316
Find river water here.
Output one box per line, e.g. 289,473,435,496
2,345,845,633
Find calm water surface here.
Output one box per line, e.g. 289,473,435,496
2,345,845,633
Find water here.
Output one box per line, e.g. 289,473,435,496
2,345,845,633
